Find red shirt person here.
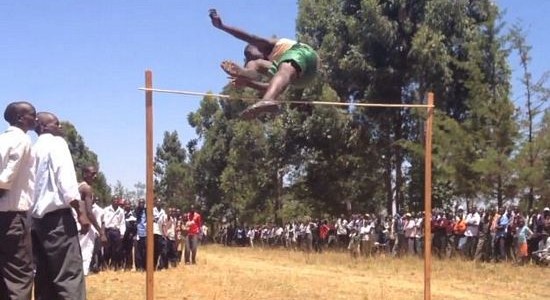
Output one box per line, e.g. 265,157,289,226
319,220,330,241
184,205,202,264
187,208,202,236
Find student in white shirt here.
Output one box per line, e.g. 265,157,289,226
31,112,90,300
360,215,374,257
90,198,106,273
464,207,481,258
153,199,167,269
102,197,125,270
0,101,36,299
403,213,416,255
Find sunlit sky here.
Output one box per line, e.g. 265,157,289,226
2,0,548,189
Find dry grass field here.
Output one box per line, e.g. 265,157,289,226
86,245,547,300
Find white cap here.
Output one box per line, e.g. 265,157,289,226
544,207,550,212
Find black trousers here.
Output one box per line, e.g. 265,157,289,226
166,239,178,266
104,228,122,269
90,236,104,273
154,234,167,270
31,208,85,300
134,237,146,271
0,211,33,300
121,235,134,270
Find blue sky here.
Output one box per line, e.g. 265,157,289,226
2,1,548,190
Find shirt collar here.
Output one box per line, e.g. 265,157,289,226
5,125,26,134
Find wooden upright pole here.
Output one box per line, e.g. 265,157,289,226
145,70,155,300
424,92,434,300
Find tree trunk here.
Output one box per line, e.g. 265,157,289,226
394,110,405,211
497,174,503,208
274,169,284,226
384,149,394,215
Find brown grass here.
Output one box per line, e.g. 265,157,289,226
86,245,547,300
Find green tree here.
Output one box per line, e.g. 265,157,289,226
509,23,550,210
538,111,550,206
187,95,234,220
154,131,194,208
297,0,514,211
457,4,518,208
112,180,126,198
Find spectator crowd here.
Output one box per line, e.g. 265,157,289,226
87,197,206,275
214,206,550,266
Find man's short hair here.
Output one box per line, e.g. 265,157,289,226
4,101,32,125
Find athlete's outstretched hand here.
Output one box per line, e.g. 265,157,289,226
209,9,223,29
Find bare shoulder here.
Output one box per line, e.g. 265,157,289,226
79,182,92,193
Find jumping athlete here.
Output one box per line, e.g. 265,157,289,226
209,9,319,119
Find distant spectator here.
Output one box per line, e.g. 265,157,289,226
517,218,533,266
184,205,202,265
495,207,510,262
464,207,480,259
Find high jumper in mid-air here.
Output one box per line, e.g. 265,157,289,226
209,9,319,119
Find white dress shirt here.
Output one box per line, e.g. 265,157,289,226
31,134,80,218
91,203,104,235
165,217,176,240
103,205,125,235
0,126,35,212
465,212,481,237
360,224,373,241
404,219,416,238
152,207,166,236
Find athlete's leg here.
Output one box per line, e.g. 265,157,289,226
262,62,298,101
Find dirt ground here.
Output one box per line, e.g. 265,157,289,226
86,245,547,300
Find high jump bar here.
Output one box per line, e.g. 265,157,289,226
138,87,434,109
